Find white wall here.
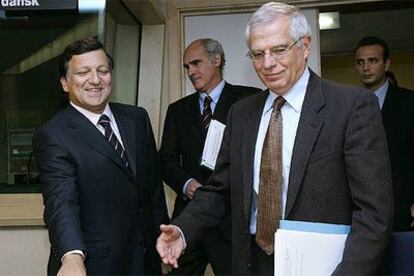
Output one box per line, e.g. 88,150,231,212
0,227,49,276
184,9,320,95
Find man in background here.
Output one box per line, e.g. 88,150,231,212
33,37,168,275
355,36,414,231
159,38,260,275
157,2,393,275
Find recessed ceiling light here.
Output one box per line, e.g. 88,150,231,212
319,12,340,30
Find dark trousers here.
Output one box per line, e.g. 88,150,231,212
250,236,274,276
171,227,231,276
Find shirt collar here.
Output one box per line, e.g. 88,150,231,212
70,102,115,125
199,79,225,104
264,68,310,114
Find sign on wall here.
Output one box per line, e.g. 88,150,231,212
0,0,77,11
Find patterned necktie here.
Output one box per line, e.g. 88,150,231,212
98,114,130,170
202,95,213,133
256,96,286,255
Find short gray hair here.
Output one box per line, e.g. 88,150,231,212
245,2,311,47
196,38,226,75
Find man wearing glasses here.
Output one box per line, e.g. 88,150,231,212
157,2,393,275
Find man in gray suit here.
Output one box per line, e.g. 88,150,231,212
156,2,393,275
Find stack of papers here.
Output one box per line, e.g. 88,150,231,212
201,119,226,170
274,220,350,276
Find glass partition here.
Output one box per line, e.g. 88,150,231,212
0,6,109,193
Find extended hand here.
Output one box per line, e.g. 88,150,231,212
156,224,185,268
57,254,86,276
410,204,414,228
185,179,202,199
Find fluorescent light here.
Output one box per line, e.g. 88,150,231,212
78,0,106,13
319,12,340,30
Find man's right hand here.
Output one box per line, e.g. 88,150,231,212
185,179,202,199
58,254,86,276
156,224,185,268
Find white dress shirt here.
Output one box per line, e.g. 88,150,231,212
250,68,310,234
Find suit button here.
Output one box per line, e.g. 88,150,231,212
247,263,252,270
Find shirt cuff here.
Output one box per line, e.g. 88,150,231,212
182,178,194,195
171,225,187,251
61,250,85,262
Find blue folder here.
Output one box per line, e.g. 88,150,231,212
279,220,350,235
389,231,414,275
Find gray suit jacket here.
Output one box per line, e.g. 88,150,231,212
174,71,393,275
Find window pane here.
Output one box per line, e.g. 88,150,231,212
0,11,104,193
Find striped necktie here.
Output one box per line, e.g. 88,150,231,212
98,114,130,170
202,95,213,134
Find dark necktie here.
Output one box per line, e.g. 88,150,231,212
202,95,213,133
256,96,286,255
98,114,130,170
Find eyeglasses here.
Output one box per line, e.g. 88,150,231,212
246,36,305,63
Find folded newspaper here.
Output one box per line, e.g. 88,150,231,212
201,119,226,170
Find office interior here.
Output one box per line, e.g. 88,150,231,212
0,0,413,275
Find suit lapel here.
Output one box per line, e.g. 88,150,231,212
242,91,268,221
187,92,204,141
213,82,237,123
285,72,325,217
65,105,127,171
381,84,395,126
111,104,138,177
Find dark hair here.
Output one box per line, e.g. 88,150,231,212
355,36,390,62
58,36,114,78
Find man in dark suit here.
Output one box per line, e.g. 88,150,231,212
157,2,393,275
33,37,168,276
355,36,414,231
159,38,260,275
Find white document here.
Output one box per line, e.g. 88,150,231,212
200,119,226,170
274,220,350,276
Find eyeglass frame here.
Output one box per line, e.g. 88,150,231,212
246,36,306,63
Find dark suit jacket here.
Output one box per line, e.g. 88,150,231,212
33,103,168,275
382,84,414,231
174,71,393,275
159,82,261,219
